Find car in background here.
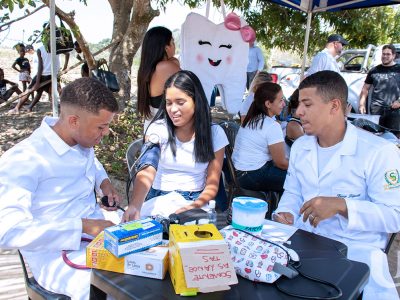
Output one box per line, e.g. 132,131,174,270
271,43,400,113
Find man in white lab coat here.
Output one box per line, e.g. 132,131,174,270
0,77,121,299
274,70,400,299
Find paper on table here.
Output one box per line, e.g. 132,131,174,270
180,244,238,289
140,191,192,218
261,219,297,242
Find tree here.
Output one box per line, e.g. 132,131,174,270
2,0,399,109
225,1,400,55
1,0,159,109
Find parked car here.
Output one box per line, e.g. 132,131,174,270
270,44,400,113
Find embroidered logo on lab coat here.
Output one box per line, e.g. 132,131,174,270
384,169,400,190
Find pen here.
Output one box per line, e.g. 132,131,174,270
272,212,291,225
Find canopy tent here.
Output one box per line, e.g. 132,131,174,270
264,0,400,77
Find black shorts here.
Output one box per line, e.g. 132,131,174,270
0,89,16,101
28,75,52,93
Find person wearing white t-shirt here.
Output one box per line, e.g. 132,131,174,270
240,71,273,122
233,82,288,196
306,34,348,77
122,71,228,221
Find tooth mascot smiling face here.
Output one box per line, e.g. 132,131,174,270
181,12,253,114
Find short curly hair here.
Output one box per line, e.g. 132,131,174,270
60,77,119,114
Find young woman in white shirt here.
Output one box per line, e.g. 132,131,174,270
232,82,288,194
123,70,228,221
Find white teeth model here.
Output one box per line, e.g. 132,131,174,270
181,13,248,114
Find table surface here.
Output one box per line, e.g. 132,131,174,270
90,220,370,300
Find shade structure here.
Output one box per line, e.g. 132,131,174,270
266,0,400,13
263,0,400,77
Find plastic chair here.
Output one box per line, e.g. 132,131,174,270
125,138,144,203
218,121,273,219
18,250,71,300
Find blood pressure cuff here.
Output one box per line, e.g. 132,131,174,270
136,143,161,172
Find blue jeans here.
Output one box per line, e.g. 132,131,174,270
236,160,287,193
146,179,228,211
146,188,202,201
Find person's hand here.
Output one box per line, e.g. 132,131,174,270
273,212,294,225
359,105,366,114
391,101,400,110
175,204,196,214
82,218,115,237
121,206,141,222
100,180,121,211
300,197,347,228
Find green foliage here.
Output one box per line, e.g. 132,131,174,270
0,0,36,12
94,105,144,181
88,38,111,52
223,1,400,55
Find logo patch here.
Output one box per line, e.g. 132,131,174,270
384,169,400,190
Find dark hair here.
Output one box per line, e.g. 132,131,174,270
243,82,282,129
137,26,173,119
250,71,273,92
288,89,299,113
299,70,348,113
382,44,396,55
149,70,214,163
60,77,119,114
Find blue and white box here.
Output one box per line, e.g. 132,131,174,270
104,218,163,258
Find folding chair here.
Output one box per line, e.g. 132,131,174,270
384,233,397,254
125,138,144,203
218,121,273,220
18,250,70,300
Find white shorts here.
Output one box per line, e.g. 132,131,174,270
19,71,31,82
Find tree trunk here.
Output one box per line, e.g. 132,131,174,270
108,0,159,110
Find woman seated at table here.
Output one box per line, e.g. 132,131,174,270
232,82,288,194
285,89,304,149
239,71,273,123
122,70,228,221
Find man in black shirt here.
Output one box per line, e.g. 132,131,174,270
359,44,400,115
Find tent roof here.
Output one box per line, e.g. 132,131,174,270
266,0,400,13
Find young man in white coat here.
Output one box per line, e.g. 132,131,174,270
274,70,400,299
0,77,121,299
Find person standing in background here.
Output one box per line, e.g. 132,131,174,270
12,47,31,93
359,44,400,115
137,26,180,132
306,34,348,76
246,39,265,90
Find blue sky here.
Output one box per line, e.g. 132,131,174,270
0,1,226,48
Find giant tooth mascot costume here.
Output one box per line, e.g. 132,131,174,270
181,12,255,114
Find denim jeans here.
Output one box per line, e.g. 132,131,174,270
146,188,202,201
236,160,287,193
145,178,228,211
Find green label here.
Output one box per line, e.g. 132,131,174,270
232,222,262,233
123,222,142,231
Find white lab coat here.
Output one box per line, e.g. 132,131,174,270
0,117,108,300
276,122,400,299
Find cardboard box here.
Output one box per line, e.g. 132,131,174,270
87,232,169,279
169,224,238,295
104,218,162,257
